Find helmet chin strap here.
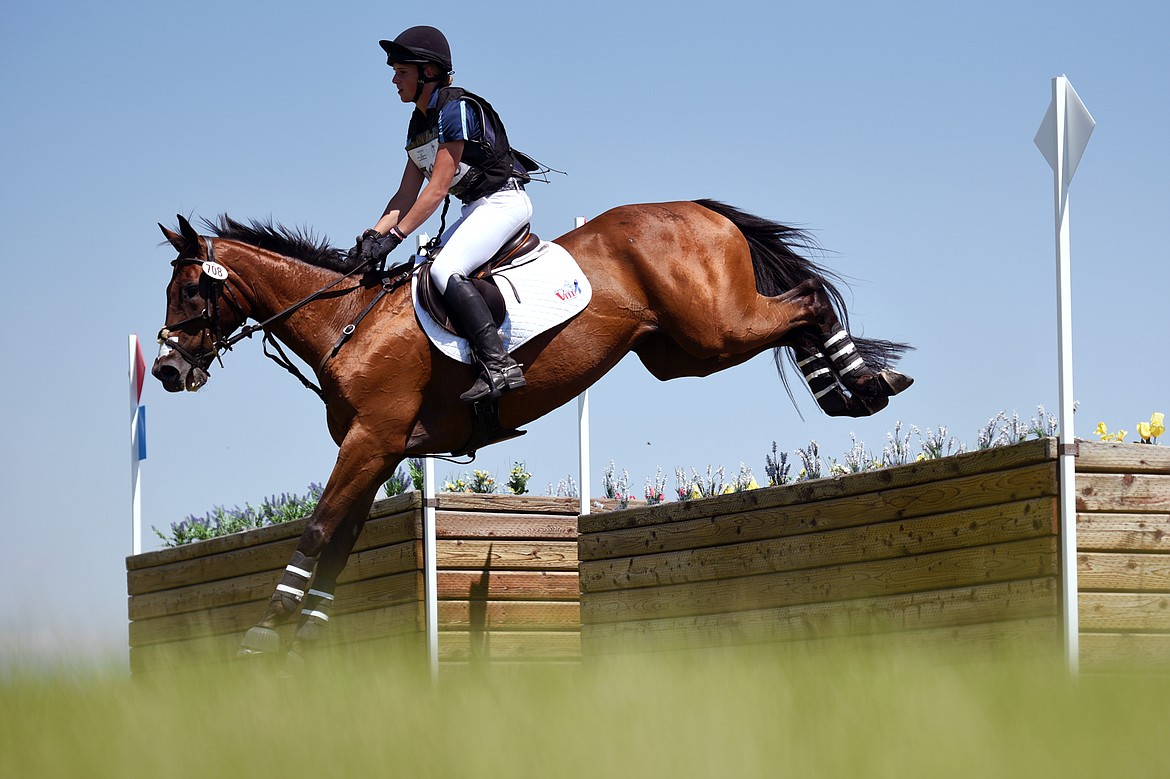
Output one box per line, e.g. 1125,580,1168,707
411,65,445,105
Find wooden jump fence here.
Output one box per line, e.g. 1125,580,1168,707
127,494,585,674
127,439,1170,673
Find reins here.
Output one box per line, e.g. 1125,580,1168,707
158,237,417,402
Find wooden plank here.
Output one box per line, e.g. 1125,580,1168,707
437,570,580,601
1075,474,1170,513
437,601,580,630
582,536,1059,624
579,438,1058,535
130,572,422,646
435,494,581,514
130,568,281,620
435,511,578,540
582,578,1058,654
127,533,422,597
588,617,1062,662
129,538,420,620
127,493,421,570
128,537,299,595
326,601,422,644
580,498,1056,593
1079,592,1170,632
799,616,1062,658
1075,441,1170,474
437,630,581,661
435,539,577,571
580,464,1059,563
368,493,426,518
1078,552,1170,592
1080,633,1170,672
128,602,421,674
129,629,275,674
1076,513,1170,553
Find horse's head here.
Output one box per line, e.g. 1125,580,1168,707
153,215,250,392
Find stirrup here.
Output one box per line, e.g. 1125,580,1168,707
460,363,526,403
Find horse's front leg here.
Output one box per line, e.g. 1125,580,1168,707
237,432,398,658
282,489,381,669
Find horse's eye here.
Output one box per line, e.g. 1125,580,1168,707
183,283,201,299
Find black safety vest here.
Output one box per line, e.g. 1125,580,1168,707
405,87,528,203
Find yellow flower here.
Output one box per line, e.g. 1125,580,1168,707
1138,422,1152,441
746,478,759,490
1151,412,1165,439
1095,421,1108,438
1116,429,1128,442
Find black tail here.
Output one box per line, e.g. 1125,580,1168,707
694,199,911,404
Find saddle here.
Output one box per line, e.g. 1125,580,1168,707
416,224,541,335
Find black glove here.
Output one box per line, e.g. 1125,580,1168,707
347,228,381,265
360,229,402,265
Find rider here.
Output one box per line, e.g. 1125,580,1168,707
356,25,533,404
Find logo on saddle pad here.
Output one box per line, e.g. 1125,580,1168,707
412,242,593,365
554,280,583,301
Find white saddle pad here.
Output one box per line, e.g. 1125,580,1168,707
411,241,592,364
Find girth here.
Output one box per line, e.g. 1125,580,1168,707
417,223,540,335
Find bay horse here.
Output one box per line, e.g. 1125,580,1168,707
153,199,912,662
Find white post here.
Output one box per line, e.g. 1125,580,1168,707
423,455,439,679
1035,75,1095,675
128,335,144,556
415,233,440,678
574,217,591,516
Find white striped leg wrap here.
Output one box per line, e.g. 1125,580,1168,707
276,583,305,600
825,329,866,376
301,589,335,623
274,552,315,604
796,350,838,400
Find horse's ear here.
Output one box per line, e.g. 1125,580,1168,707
177,214,200,246
159,223,185,252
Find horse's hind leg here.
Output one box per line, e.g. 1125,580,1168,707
718,278,911,417
811,325,913,417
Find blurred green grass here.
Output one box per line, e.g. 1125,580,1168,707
3,642,1169,778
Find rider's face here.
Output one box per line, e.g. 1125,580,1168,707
391,64,419,103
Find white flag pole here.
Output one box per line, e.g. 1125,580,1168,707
415,233,440,679
574,217,591,516
128,335,143,556
1035,75,1095,675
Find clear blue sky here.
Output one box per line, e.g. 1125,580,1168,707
2,0,1166,663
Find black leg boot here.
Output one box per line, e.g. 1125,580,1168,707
442,274,526,403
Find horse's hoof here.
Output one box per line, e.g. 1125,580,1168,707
278,649,306,679
877,370,914,396
237,626,281,657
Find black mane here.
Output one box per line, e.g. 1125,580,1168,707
201,215,354,272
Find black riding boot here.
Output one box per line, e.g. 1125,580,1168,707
442,274,526,403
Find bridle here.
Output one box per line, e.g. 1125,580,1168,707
157,236,418,400
156,238,247,373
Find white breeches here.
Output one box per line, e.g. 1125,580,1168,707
429,186,533,294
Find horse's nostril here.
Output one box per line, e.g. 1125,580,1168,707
154,363,181,387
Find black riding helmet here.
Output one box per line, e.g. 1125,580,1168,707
379,26,453,73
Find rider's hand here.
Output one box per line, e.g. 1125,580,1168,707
346,228,380,264
360,229,403,264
